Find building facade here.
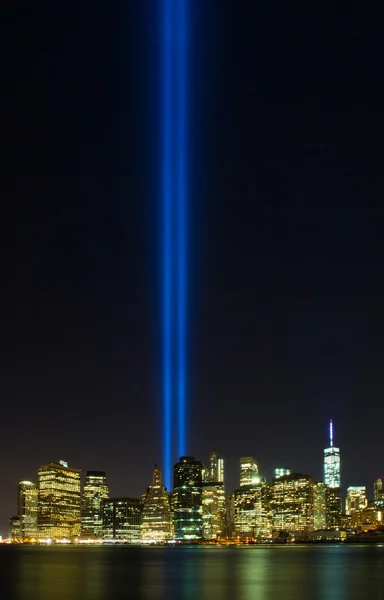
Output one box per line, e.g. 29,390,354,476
240,457,259,488
202,482,226,540
374,478,383,523
141,465,172,541
103,497,141,541
234,458,270,539
313,482,327,530
272,473,315,533
81,471,109,538
324,420,341,527
19,481,38,540
345,486,367,516
37,461,81,540
173,456,203,540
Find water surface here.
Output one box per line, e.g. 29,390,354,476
1,545,383,600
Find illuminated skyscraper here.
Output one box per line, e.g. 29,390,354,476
272,473,315,533
37,460,81,540
240,457,259,488
324,420,341,527
313,483,327,530
173,456,203,540
207,447,224,483
141,465,172,541
102,497,141,541
81,471,109,539
202,448,226,540
235,458,270,539
345,486,367,516
19,481,38,540
324,420,341,488
374,478,383,522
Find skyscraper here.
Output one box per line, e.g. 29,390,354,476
345,486,367,516
81,471,109,539
102,497,141,542
313,482,327,530
324,420,341,527
202,448,226,540
207,447,224,483
272,473,315,533
19,481,38,540
141,465,173,541
240,457,259,488
235,457,270,539
324,421,341,488
173,456,203,540
374,478,383,523
37,460,81,540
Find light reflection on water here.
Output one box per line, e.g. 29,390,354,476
1,545,384,600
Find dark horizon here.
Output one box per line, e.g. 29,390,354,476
2,2,384,535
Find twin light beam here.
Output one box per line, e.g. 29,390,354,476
161,0,188,490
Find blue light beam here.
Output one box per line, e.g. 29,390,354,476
162,0,174,491
176,0,188,460
160,0,189,489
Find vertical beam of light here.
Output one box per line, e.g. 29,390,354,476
162,0,173,491
160,0,189,489
176,0,187,459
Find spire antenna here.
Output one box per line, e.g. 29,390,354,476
329,419,333,447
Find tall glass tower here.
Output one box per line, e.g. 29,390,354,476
81,471,109,539
324,420,340,487
173,456,203,540
19,481,38,540
324,420,341,527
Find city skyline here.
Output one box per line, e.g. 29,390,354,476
7,429,384,543
4,420,383,538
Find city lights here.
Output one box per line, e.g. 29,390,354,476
6,422,384,544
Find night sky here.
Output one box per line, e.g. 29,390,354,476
1,2,383,534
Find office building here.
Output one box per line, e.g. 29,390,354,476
206,447,224,483
37,460,81,540
141,465,172,541
345,486,367,516
235,458,270,539
313,483,327,530
351,504,378,531
374,478,383,522
324,420,341,527
272,473,315,533
103,497,141,541
173,456,203,540
81,471,109,539
201,448,225,540
9,516,21,541
240,457,259,488
18,481,38,540
225,494,235,539
202,482,226,540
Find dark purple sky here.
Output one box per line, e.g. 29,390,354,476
1,2,383,534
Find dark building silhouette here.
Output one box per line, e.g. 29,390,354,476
173,456,203,540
